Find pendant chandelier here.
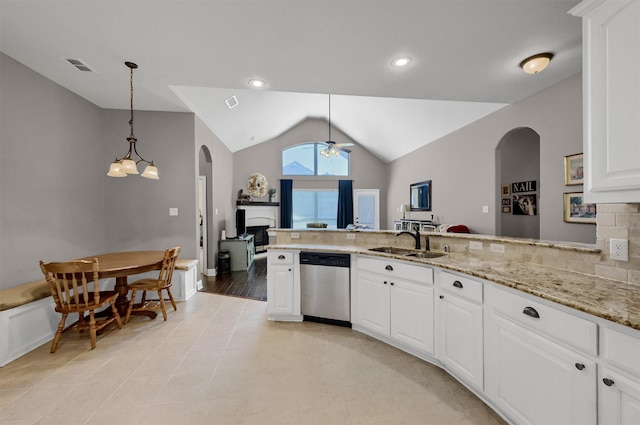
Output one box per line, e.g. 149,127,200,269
107,62,159,179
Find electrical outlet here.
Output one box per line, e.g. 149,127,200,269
469,241,483,251
610,238,629,261
490,243,505,254
291,232,300,239
346,233,356,240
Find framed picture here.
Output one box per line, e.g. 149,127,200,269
563,192,596,223
513,194,537,215
502,206,511,213
564,153,584,185
501,184,510,197
501,198,511,206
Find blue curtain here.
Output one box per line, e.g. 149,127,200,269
280,179,293,228
337,180,353,229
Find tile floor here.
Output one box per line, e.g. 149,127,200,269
0,293,506,425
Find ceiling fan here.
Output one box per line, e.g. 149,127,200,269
320,94,353,157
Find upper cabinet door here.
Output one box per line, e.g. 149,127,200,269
570,0,640,203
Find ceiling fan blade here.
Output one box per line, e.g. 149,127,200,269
335,142,354,147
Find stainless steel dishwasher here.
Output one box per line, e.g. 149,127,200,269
299,251,351,327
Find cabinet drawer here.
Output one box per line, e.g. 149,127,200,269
487,285,597,356
268,251,294,264
358,256,433,284
440,271,482,304
602,327,640,377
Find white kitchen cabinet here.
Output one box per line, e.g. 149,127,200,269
354,256,434,356
569,0,640,203
599,326,640,424
437,271,484,391
485,284,597,425
267,250,301,321
599,367,640,425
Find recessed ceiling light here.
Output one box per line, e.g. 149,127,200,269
519,53,554,74
392,56,412,68
248,79,266,88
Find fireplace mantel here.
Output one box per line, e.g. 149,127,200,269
236,201,280,206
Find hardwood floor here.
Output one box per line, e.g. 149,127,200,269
199,253,267,301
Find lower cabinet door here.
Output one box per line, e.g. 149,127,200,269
486,314,597,425
390,278,434,355
356,271,390,336
267,264,294,315
599,367,640,425
440,293,483,390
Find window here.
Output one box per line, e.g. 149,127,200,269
292,189,338,228
282,143,349,176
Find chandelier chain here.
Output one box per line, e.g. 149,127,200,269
129,65,135,139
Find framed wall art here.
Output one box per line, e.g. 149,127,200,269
501,184,510,197
563,192,596,223
564,153,584,185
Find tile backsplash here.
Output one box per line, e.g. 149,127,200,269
273,203,640,286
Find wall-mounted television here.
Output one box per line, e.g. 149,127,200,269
410,180,431,211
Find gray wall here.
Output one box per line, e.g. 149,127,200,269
232,118,389,232
387,73,595,244
0,53,201,289
195,116,234,268
0,53,105,287
102,109,197,259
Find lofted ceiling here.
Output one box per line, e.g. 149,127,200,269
0,0,583,162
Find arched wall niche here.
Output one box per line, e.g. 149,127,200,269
495,127,540,239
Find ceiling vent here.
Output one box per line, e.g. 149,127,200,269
225,95,239,109
65,58,95,72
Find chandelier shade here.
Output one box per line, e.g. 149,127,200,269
107,61,158,179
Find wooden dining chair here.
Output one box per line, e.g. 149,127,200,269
125,245,181,324
39,258,123,353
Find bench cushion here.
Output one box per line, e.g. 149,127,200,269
0,279,51,311
175,259,198,271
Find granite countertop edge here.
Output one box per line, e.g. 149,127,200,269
268,244,639,332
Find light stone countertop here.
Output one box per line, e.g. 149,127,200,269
269,244,640,331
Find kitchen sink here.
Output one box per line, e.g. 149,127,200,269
367,246,412,255
367,247,445,259
404,252,445,259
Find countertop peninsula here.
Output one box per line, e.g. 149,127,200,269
269,243,640,331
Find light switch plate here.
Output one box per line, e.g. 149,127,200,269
169,208,178,216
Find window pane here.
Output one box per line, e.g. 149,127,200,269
282,143,350,176
282,145,314,175
292,190,338,229
317,145,349,176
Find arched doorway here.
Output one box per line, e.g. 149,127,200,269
198,146,213,276
496,128,540,239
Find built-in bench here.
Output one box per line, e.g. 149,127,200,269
0,258,200,367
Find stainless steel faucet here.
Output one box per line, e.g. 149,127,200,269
396,230,421,250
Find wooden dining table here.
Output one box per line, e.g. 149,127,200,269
78,251,165,319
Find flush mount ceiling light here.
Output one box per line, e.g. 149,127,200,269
519,53,554,74
392,56,412,68
107,62,158,179
320,94,353,158
248,79,266,89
